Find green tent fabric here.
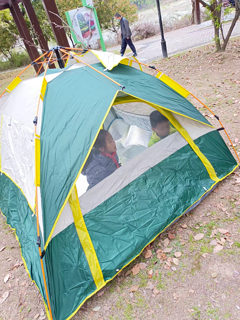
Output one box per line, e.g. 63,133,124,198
41,67,119,243
0,50,238,320
0,174,47,306
40,63,212,246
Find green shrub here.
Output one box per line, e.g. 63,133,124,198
0,51,31,72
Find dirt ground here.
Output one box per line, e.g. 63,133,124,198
0,38,240,320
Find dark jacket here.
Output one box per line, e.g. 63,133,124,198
82,149,120,190
120,17,132,39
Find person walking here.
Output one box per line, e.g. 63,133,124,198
114,13,137,57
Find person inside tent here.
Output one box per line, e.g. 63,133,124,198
82,130,121,190
148,110,177,147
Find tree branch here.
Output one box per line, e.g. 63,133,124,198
198,0,211,9
221,4,240,50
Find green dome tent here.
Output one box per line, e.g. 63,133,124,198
0,48,238,320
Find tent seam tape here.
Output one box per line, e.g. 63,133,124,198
44,90,119,251
0,171,35,213
0,209,51,320
65,163,238,320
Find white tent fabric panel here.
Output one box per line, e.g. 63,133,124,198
51,201,73,240
1,114,35,209
0,73,60,129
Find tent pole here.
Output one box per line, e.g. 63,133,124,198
60,48,125,89
34,50,55,320
0,51,49,98
190,93,240,163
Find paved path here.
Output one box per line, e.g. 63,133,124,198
108,19,240,62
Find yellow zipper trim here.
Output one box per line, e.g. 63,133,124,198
69,186,105,289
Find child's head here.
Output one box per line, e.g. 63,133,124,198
94,130,116,154
150,111,170,139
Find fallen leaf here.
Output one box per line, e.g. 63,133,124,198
181,224,187,229
97,290,105,297
132,265,140,276
138,263,147,270
148,269,153,278
172,258,179,266
162,247,172,253
194,233,204,241
0,246,5,252
0,291,9,304
164,264,170,270
174,252,182,258
210,240,217,246
214,245,223,253
146,281,154,290
218,228,229,234
168,232,175,240
235,178,240,184
173,293,178,300
33,314,40,319
217,238,226,246
4,274,10,283
93,306,101,312
155,270,159,277
153,287,160,295
157,252,167,261
125,269,132,277
165,260,171,267
210,229,218,238
144,249,152,259
163,238,170,247
130,285,139,292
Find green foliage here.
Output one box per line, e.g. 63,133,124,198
0,10,19,59
0,51,31,72
131,0,155,8
94,0,138,32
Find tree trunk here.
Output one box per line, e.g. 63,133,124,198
221,0,240,50
212,0,222,51
191,0,195,24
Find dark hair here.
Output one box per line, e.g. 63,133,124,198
94,129,108,150
114,13,121,18
150,111,169,128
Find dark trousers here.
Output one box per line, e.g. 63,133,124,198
120,37,136,55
